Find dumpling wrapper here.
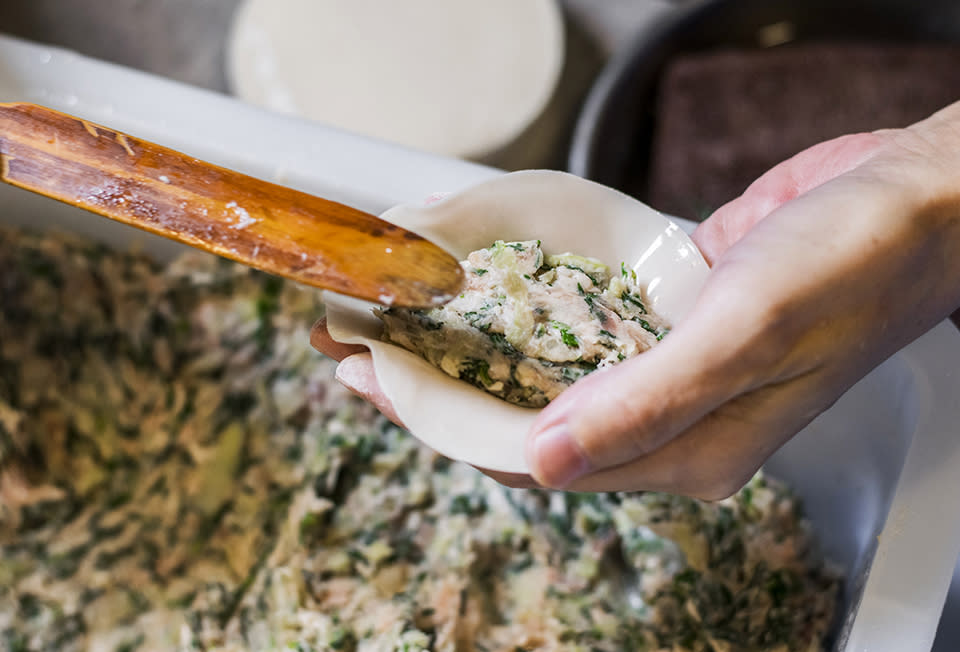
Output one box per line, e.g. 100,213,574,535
324,170,709,473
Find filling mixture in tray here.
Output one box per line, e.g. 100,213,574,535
0,227,838,651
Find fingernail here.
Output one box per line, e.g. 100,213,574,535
335,355,367,395
529,424,590,488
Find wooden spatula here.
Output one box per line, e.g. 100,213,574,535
0,102,463,308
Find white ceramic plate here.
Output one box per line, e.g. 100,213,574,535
324,170,709,472
228,0,564,161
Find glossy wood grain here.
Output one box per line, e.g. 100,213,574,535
0,102,463,307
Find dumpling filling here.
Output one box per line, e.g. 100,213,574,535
379,240,670,407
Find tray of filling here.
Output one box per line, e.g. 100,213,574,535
1,33,960,652
0,224,838,651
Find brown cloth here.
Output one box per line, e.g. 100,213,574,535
648,42,960,219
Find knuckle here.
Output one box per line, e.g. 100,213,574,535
690,479,744,502
674,455,754,502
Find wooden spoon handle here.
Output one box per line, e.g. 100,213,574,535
0,102,463,307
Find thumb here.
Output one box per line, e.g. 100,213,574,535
524,313,755,489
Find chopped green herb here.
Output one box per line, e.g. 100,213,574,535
329,627,357,651
551,321,579,348
449,494,488,517
461,358,494,386
487,332,517,356
621,291,647,313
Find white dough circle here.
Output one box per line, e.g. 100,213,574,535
228,0,565,159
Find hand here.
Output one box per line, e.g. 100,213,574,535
527,101,960,497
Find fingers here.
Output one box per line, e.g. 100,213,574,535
693,132,888,264
523,112,960,496
312,313,541,488
309,318,406,426
313,316,541,490
334,353,406,428
310,317,368,361
525,147,913,493
560,369,829,498
523,243,841,492
314,319,542,489
524,310,764,489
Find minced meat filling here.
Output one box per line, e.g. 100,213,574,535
379,240,670,408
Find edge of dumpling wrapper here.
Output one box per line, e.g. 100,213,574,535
325,170,709,473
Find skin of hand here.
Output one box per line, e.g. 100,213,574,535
311,100,960,498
